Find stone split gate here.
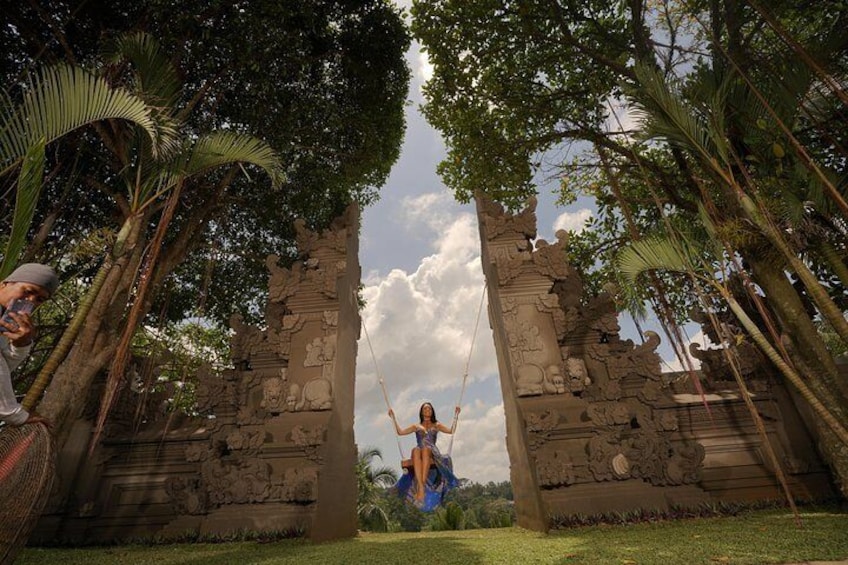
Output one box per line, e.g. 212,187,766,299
32,198,833,543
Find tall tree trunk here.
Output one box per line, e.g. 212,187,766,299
724,293,848,497
36,214,147,451
747,254,848,402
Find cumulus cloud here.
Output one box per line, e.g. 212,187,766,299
355,194,507,482
552,208,592,234
417,49,434,84
660,329,712,373
604,96,640,138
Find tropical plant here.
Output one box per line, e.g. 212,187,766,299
430,501,465,531
18,34,284,454
356,446,398,532
0,63,172,277
1,3,409,458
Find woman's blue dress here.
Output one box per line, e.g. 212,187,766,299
394,427,460,511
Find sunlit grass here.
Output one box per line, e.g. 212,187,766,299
17,507,848,564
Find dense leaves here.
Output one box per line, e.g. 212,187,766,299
1,0,410,324
412,0,848,495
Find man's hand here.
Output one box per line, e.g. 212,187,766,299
0,311,35,346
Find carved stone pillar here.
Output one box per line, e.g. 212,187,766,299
476,194,709,527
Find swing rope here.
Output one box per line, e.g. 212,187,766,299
361,305,406,461
448,282,487,456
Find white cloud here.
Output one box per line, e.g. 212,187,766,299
417,49,434,84
604,96,640,138
661,329,712,373
450,400,510,483
552,208,592,234
355,200,508,483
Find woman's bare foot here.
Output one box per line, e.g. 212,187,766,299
415,486,425,501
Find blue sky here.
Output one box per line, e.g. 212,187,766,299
352,5,705,484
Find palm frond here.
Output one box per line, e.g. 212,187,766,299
102,32,182,111
630,63,730,175
0,64,172,171
617,234,693,283
183,131,285,188
0,139,45,278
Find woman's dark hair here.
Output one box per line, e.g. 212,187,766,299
419,402,438,423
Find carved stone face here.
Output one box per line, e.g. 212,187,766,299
566,357,590,386
547,365,566,393
262,378,284,410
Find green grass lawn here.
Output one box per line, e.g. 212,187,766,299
16,507,848,565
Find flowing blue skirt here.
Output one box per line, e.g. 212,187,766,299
395,453,459,512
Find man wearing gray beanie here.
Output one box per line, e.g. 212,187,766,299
0,263,59,427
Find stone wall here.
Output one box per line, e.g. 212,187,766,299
476,195,833,530
33,205,361,543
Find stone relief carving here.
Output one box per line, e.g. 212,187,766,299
542,364,566,395
532,231,575,281
295,377,333,411
261,376,286,413
563,357,591,394
478,195,537,241
280,467,319,502
291,425,326,447
266,254,303,304
536,450,576,487
516,363,545,396
689,341,765,382
525,408,560,450
587,431,705,486
226,427,265,452
203,459,272,506
493,244,531,286
164,476,207,515
304,336,336,368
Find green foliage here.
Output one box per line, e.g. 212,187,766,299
430,501,465,531
129,320,231,415
0,0,411,326
356,446,399,532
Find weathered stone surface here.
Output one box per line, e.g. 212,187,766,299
34,205,361,544
476,193,832,529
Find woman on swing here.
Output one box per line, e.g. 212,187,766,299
389,402,460,504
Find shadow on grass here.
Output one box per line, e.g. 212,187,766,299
20,535,494,565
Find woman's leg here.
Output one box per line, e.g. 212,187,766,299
411,447,425,500
420,447,432,494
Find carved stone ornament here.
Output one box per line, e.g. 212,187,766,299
304,336,336,368
532,232,575,281
261,377,287,414
203,459,273,506
295,377,333,411
281,467,319,503
226,428,264,452
266,254,303,304
515,363,545,396
164,476,208,515
535,450,576,487
478,194,538,241
291,425,327,447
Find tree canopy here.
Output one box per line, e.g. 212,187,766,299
1,0,410,324
411,0,848,496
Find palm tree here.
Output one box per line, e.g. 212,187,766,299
356,446,398,532
617,229,848,499
0,64,173,278
22,34,283,448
